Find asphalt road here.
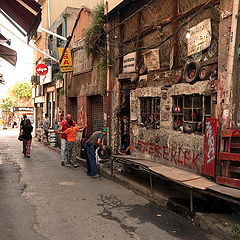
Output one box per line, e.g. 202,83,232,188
0,129,215,240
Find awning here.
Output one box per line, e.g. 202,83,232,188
0,0,42,40
0,33,7,41
0,44,17,66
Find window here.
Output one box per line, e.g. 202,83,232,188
57,24,64,47
172,95,211,133
140,97,160,129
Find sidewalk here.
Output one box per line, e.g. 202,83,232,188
43,141,240,240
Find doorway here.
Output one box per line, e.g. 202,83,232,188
88,95,103,134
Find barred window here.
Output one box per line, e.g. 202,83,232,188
172,95,211,133
140,97,160,129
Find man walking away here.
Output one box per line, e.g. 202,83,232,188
84,128,107,178
43,113,50,142
56,114,76,166
20,114,27,133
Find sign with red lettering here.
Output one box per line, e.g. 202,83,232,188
58,47,73,72
36,64,48,76
202,118,218,177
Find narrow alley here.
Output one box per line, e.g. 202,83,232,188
0,129,214,240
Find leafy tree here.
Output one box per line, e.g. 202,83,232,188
0,99,13,113
9,82,32,102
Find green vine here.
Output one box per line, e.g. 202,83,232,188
84,1,108,95
84,1,105,57
59,88,64,96
98,53,107,96
53,72,63,81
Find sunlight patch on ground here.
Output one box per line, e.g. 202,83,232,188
0,129,19,137
58,181,75,186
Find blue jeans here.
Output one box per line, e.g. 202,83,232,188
61,138,67,163
84,143,97,176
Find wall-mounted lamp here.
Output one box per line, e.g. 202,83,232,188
186,30,191,39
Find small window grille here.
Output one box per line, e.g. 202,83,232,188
172,95,211,133
140,97,160,129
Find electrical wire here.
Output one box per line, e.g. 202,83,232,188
115,0,213,59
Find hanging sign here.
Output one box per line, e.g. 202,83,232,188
58,47,73,72
36,63,48,76
187,18,212,56
123,52,137,73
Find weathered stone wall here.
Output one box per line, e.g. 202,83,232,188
129,81,212,173
107,0,233,174
217,0,233,127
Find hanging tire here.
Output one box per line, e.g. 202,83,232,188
97,146,112,159
183,122,196,133
199,66,212,80
183,60,200,84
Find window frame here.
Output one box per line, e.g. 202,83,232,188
140,97,161,129
172,94,212,134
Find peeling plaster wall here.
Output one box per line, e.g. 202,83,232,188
217,0,233,127
107,0,234,174
110,79,121,152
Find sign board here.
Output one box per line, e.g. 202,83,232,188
202,118,218,177
34,96,45,103
187,18,212,56
40,66,52,85
143,49,160,71
56,79,63,89
36,63,48,76
123,52,137,73
13,107,33,111
58,47,73,72
73,40,92,74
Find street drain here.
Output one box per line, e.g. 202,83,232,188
59,181,75,186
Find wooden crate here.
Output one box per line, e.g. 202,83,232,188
217,130,240,188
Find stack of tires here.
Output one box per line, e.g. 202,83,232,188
48,129,56,147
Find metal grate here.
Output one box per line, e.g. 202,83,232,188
140,97,160,129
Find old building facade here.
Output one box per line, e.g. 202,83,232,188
106,0,239,188
32,0,240,188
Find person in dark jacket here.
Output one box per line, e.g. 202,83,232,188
20,119,33,158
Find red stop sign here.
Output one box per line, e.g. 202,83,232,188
36,64,48,76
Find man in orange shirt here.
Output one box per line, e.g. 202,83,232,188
57,120,85,167
57,114,76,166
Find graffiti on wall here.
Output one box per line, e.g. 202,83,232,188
202,118,218,177
134,139,202,172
